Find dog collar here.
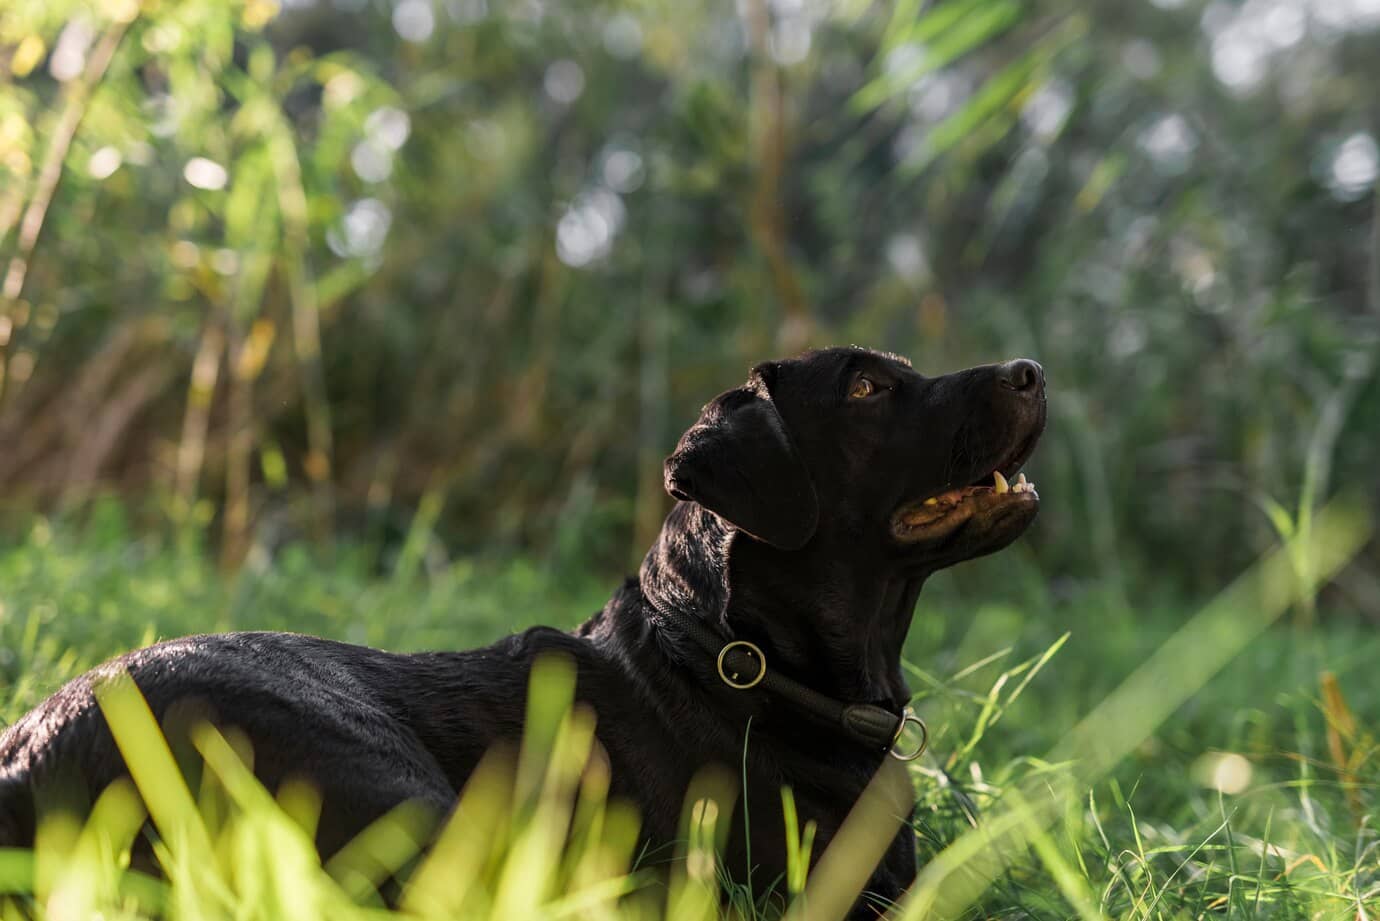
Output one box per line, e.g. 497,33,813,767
668,613,928,761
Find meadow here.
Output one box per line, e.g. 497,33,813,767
4,0,1380,915
1,499,1376,919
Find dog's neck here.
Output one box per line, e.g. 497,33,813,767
639,502,922,706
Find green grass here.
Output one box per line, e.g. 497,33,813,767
1,500,1378,920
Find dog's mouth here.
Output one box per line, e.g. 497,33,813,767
890,435,1041,541
893,467,1038,530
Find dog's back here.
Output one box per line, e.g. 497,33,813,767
0,625,665,855
1,659,125,847
0,632,489,853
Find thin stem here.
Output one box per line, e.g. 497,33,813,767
743,0,811,355
176,316,227,511
0,18,132,407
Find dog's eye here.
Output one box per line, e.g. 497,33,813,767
849,377,876,399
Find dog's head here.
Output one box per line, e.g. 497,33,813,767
664,346,1046,571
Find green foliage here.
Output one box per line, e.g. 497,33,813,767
1,504,1378,919
0,0,1376,596
0,500,611,720
3,0,1380,916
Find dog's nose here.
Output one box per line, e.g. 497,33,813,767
996,359,1044,394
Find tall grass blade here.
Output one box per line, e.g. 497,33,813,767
897,498,1371,920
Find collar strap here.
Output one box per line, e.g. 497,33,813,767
672,615,927,761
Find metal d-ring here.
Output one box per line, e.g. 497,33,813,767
716,640,766,690
889,707,929,761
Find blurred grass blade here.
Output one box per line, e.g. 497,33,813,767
899,17,1081,176
780,786,817,899
1254,494,1296,542
0,849,36,896
401,747,517,917
92,670,214,857
873,0,925,47
948,645,1012,683
785,759,913,921
852,0,1022,114
990,631,1070,726
897,497,1371,920
1051,499,1369,777
491,702,598,917
666,795,722,921
325,801,434,905
1005,788,1105,921
1318,672,1364,819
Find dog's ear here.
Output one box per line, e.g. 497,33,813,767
663,364,819,551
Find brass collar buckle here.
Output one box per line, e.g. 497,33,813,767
715,639,767,689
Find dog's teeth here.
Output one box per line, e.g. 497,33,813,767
1017,473,1028,486
993,471,1009,494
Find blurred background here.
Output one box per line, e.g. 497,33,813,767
0,0,1378,613
4,4,1380,914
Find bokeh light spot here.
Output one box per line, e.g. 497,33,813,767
601,148,644,193
1195,752,1253,794
770,17,812,66
1329,132,1378,200
50,19,95,82
329,198,393,259
87,146,122,180
351,141,393,183
886,234,930,285
544,60,586,105
183,157,228,191
1022,79,1073,142
603,14,643,58
1140,113,1197,174
556,189,625,268
393,0,436,43
365,106,411,151
1212,27,1267,93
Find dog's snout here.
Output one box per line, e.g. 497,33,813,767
996,359,1044,395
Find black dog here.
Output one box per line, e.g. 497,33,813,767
0,347,1045,910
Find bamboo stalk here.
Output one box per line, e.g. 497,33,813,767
270,124,335,539
221,325,253,571
743,0,811,356
0,17,132,407
175,316,227,511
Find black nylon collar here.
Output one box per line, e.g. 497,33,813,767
662,608,926,759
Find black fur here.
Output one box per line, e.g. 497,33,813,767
0,347,1046,913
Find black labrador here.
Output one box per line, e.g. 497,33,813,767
0,346,1045,911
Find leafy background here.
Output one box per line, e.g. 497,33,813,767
2,0,1380,917
3,0,1376,590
